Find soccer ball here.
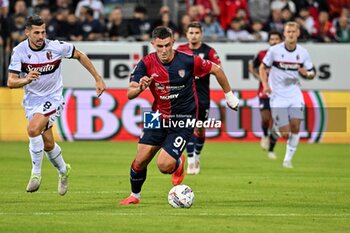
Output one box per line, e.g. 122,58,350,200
168,184,194,208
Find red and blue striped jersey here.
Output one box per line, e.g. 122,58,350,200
130,51,212,118
177,43,221,108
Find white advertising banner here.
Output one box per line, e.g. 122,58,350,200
62,42,350,90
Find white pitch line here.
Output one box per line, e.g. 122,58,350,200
0,190,205,194
0,212,349,217
0,191,134,194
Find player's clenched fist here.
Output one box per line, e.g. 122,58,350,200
225,91,239,111
139,75,154,91
26,70,41,84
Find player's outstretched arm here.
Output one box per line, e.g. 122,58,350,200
210,63,239,110
259,63,271,95
72,49,106,97
7,71,40,89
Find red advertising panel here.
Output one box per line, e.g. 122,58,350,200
57,89,325,143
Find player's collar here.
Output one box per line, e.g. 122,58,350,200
189,42,202,50
27,39,46,52
284,42,297,52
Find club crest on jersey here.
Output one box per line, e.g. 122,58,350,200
46,51,53,60
178,69,185,78
296,54,300,60
198,53,204,59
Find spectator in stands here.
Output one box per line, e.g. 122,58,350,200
32,0,48,15
311,10,336,42
219,0,249,30
250,20,268,41
226,17,253,41
187,4,205,21
294,11,311,42
294,0,328,22
335,15,350,43
80,6,104,41
332,8,350,30
128,5,151,41
8,0,28,31
66,12,83,41
38,7,55,39
10,13,26,47
179,14,191,38
49,7,70,40
327,0,350,19
295,17,311,42
51,0,74,14
11,0,28,16
271,0,296,14
152,10,179,40
248,0,270,24
75,0,104,20
281,4,295,22
236,8,250,29
264,8,285,33
201,12,225,41
195,0,220,17
297,7,315,35
0,0,9,17
106,6,129,41
0,6,10,54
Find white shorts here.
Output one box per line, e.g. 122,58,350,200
23,95,64,130
269,94,305,128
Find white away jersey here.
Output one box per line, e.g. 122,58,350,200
8,39,75,98
262,42,314,98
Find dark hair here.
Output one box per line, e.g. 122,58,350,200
187,21,202,32
268,30,283,41
152,26,173,39
83,6,94,17
134,5,147,14
25,15,44,29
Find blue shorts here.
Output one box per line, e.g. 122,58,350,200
197,105,210,121
259,97,270,111
139,126,194,160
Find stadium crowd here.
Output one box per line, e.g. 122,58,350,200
1,0,350,85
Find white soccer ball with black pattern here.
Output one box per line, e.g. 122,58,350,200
168,184,194,208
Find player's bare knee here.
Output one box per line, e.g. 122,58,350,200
290,126,300,134
133,159,147,170
262,120,270,128
196,128,205,138
281,132,290,139
157,161,172,174
27,126,41,137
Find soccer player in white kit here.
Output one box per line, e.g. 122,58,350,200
7,15,106,195
259,22,316,168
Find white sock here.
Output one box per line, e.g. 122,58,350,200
195,153,200,162
45,143,67,174
131,192,141,199
29,135,44,176
188,156,195,164
284,133,300,162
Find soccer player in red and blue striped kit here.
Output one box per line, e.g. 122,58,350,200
249,30,282,160
177,22,222,175
119,26,239,205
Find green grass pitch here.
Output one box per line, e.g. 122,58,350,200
0,141,349,233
